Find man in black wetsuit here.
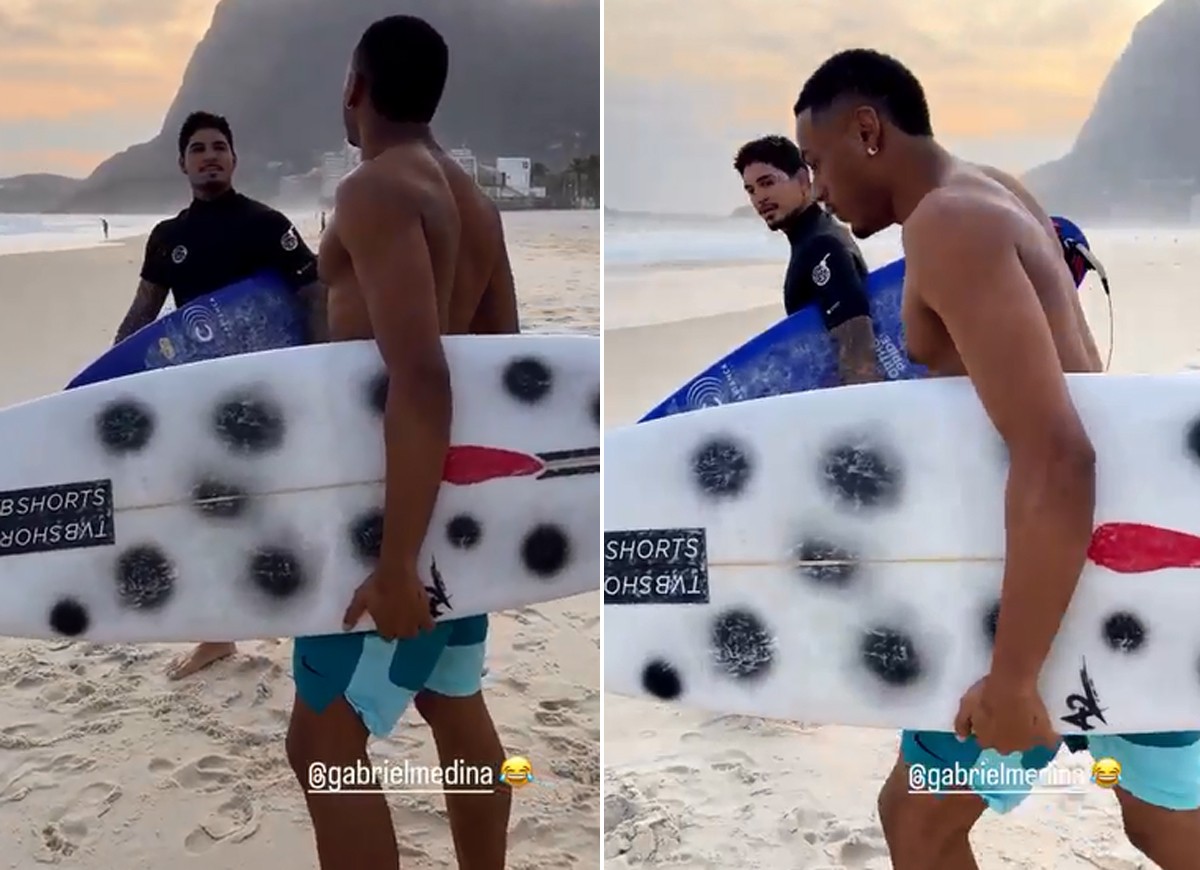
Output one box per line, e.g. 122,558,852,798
734,134,882,383
113,110,327,681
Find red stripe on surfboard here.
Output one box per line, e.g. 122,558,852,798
1088,522,1200,573
442,445,543,485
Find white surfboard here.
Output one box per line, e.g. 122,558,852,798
605,373,1200,735
0,334,599,643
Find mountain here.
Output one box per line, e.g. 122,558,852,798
56,0,599,213
1023,0,1200,221
0,175,82,213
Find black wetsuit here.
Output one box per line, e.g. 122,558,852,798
140,189,318,308
779,202,871,329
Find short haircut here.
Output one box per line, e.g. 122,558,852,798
178,111,233,157
354,15,449,124
734,135,804,177
793,49,933,137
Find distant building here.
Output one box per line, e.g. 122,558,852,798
319,143,362,203
448,148,478,182
495,157,532,195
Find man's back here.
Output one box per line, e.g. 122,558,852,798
320,144,459,342
433,151,519,336
902,162,1101,377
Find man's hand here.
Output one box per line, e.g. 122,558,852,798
342,562,435,640
953,674,1060,755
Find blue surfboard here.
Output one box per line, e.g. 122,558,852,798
66,270,309,390
640,215,1096,422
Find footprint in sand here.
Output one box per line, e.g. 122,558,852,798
183,794,260,854
170,755,237,791
35,782,122,859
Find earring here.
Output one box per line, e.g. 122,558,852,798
866,146,878,156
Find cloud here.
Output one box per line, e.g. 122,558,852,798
604,0,1159,212
0,0,216,170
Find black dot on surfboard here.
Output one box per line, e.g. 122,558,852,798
212,391,285,454
1103,611,1146,653
48,598,89,636
115,545,175,610
820,443,902,510
368,372,388,415
642,659,683,700
860,626,922,686
249,547,304,599
191,479,248,519
447,514,482,550
522,524,569,578
590,390,600,427
1186,416,1200,465
691,437,752,499
95,399,155,455
793,538,860,588
710,608,774,680
349,511,383,562
983,600,1000,646
503,357,553,404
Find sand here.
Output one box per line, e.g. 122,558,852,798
0,209,600,869
602,227,1200,869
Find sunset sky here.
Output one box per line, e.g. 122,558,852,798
605,0,1165,214
0,0,218,177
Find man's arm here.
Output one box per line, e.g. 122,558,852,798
906,200,1096,689
470,209,520,334
114,279,169,343
336,172,452,569
804,236,881,384
114,230,170,343
263,212,328,342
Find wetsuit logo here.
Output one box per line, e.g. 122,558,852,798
812,253,831,287
171,245,188,264
281,227,298,252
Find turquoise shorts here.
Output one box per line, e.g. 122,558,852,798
293,615,488,736
901,729,1200,813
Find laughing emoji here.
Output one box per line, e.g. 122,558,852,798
500,756,534,788
1092,757,1121,788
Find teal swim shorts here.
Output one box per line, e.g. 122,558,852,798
901,729,1200,813
293,615,488,736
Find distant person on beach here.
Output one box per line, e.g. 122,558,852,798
733,134,882,384
284,15,517,869
794,47,1198,870
100,218,108,240
111,110,327,682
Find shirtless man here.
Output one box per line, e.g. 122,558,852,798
285,16,515,869
795,48,1200,870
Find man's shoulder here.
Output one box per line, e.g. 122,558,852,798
234,193,291,226
903,186,1012,253
150,210,187,238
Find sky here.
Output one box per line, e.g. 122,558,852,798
604,0,1165,215
0,0,218,177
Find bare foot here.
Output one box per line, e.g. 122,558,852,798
166,642,236,680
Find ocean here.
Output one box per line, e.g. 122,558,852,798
0,213,166,256
604,211,905,270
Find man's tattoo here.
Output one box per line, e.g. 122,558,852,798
113,281,167,344
830,316,883,384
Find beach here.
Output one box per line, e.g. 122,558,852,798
603,214,1196,869
0,208,601,868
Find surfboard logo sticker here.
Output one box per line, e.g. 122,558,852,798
0,479,115,558
812,253,832,287
180,304,217,343
604,527,709,605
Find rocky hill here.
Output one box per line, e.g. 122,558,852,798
1024,0,1200,221
50,0,599,213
